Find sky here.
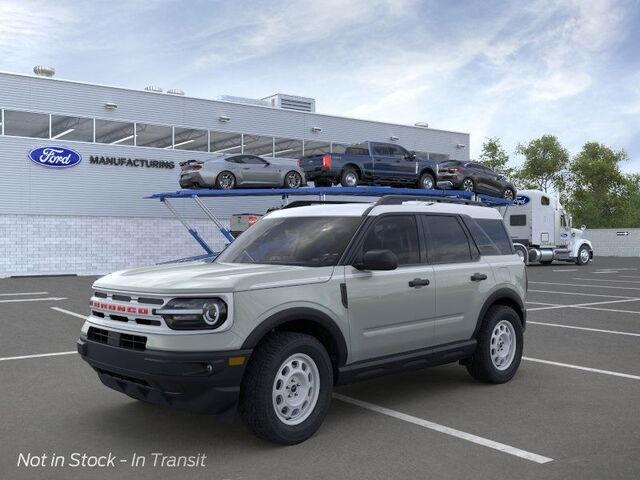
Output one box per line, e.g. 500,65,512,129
1,0,639,170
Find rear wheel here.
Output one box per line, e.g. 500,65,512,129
215,171,236,189
419,172,435,190
238,332,333,445
340,168,359,187
284,171,303,189
576,245,591,265
462,178,475,192
466,305,523,383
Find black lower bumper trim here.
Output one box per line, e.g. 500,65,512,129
77,338,251,414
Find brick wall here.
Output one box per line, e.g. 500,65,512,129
0,215,231,277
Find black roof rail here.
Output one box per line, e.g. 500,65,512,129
280,200,368,210
373,194,482,206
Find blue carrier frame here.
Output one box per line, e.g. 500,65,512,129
147,186,512,262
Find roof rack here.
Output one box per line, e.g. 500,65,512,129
147,186,512,260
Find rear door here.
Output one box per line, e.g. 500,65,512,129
345,214,436,362
370,143,395,182
421,215,493,345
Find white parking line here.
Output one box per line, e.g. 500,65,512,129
529,289,638,299
0,351,76,362
552,269,578,272
526,301,560,306
0,291,49,296
530,281,640,292
527,298,640,312
51,307,87,319
333,393,553,464
573,305,640,315
524,357,640,381
573,277,640,284
527,321,640,337
0,297,68,304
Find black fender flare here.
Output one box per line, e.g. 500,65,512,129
241,307,349,367
472,288,526,338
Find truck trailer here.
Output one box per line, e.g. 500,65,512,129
505,189,593,265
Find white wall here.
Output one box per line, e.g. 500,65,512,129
584,229,640,257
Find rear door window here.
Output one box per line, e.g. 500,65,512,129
422,215,472,264
466,218,514,255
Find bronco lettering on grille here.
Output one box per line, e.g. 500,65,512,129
89,300,149,315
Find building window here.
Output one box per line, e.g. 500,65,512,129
273,137,303,158
211,131,242,154
51,115,94,142
135,123,172,149
173,127,208,151
243,135,274,156
303,140,331,156
95,119,134,145
3,110,49,138
331,143,349,154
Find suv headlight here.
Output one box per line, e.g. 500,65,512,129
157,298,229,330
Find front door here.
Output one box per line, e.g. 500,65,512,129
241,156,279,185
421,215,493,345
344,215,436,362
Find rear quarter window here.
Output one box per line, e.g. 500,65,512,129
466,218,514,256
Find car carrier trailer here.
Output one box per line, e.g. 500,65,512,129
147,186,512,261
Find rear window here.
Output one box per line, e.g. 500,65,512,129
466,218,514,256
510,215,527,226
439,160,461,167
423,215,472,264
345,144,369,156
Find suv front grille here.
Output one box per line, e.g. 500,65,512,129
87,326,147,351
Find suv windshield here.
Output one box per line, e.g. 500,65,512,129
216,216,362,267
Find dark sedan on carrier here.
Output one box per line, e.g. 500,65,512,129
438,160,516,199
179,154,306,189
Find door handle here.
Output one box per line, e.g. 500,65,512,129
409,278,430,287
470,273,487,282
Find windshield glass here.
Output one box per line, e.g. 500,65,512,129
215,216,362,267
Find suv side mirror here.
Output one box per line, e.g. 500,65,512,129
405,151,416,160
354,249,398,271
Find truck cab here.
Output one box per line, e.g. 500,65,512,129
506,190,593,265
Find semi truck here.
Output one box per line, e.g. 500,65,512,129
504,189,593,265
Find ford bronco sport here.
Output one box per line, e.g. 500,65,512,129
78,196,526,445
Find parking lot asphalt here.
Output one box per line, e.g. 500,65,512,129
1,257,639,480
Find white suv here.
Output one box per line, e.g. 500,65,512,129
78,196,527,444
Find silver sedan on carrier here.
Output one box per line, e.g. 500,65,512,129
179,154,306,189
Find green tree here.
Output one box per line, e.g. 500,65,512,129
479,137,513,177
515,135,569,193
566,142,636,228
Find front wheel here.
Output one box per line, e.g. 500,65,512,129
576,245,591,265
238,332,333,445
284,171,303,189
418,172,435,190
466,305,523,383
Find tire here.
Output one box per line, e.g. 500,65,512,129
466,305,523,384
503,187,515,200
340,167,359,187
215,171,236,190
418,172,435,190
284,171,303,189
461,177,475,192
238,332,333,445
576,245,591,265
314,179,333,187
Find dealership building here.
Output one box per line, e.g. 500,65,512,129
0,68,471,277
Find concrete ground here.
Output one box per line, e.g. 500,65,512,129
1,257,639,479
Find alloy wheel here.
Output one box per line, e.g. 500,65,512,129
286,172,302,188
272,353,320,426
462,179,474,192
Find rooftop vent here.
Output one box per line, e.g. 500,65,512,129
33,65,55,77
167,88,185,96
218,95,270,107
263,93,316,113
144,85,163,93
414,122,429,128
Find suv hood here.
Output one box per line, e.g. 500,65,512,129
93,261,334,294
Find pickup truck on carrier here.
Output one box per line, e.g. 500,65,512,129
299,141,439,189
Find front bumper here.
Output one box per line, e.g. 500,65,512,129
77,337,251,414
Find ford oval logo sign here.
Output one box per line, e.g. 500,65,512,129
513,195,530,206
28,146,82,168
